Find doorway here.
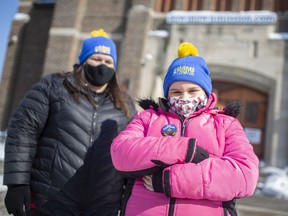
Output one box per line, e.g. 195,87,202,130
213,81,267,158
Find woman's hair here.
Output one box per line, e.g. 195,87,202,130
64,65,132,118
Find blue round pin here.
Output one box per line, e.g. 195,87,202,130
161,124,177,136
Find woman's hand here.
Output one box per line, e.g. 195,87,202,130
143,175,154,191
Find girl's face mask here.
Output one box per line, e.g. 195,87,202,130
168,95,207,118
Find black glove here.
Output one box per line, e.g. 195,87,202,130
152,169,164,193
151,139,209,168
185,138,209,163
5,185,31,216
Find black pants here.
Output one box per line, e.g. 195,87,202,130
28,207,119,216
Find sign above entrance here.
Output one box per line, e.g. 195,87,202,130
166,11,277,25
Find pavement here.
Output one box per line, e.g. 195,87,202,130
237,194,288,216
0,189,287,216
1,157,288,216
0,191,9,216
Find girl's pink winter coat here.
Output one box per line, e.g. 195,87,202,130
111,93,259,216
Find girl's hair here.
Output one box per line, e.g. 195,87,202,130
64,64,132,118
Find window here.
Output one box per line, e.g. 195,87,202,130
211,0,232,11
155,0,176,12
273,0,288,12
245,102,259,123
182,0,202,10
241,0,263,11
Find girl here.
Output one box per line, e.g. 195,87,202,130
111,42,259,216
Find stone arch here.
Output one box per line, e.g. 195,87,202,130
209,64,275,93
209,64,276,163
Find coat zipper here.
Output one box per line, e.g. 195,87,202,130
80,105,99,212
160,98,210,216
167,118,190,216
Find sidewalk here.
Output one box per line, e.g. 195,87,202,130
1,153,287,216
1,190,287,216
237,194,288,216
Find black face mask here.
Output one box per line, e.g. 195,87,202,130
84,64,115,86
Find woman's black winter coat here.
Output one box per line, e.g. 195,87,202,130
3,73,134,215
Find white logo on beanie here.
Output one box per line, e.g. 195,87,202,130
173,65,195,76
94,45,111,55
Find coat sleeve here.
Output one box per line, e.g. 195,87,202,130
111,110,196,176
3,75,52,185
162,118,259,201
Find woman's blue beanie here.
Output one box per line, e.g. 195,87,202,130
163,42,212,98
79,29,117,68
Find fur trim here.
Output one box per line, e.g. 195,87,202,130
137,98,241,117
223,101,241,117
137,98,158,111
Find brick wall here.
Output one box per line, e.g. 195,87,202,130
0,21,24,130
0,2,55,130
0,4,54,129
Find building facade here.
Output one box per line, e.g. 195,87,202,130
1,0,288,167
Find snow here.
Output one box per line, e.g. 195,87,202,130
0,175,7,192
0,131,7,192
0,142,4,161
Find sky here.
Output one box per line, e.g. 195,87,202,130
0,0,19,81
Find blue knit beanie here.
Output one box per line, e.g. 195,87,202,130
163,42,212,98
79,29,117,68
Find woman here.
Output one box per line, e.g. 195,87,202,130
111,42,259,216
4,29,137,216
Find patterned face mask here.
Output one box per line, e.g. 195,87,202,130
168,95,207,118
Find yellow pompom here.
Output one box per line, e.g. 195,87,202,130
90,29,108,38
178,42,199,58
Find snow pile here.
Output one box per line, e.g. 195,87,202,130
256,161,288,200
0,131,6,161
0,131,7,191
